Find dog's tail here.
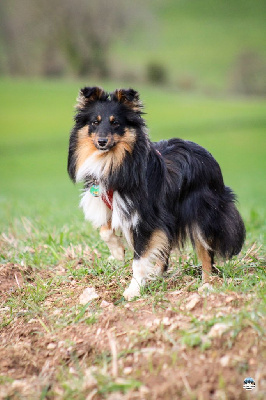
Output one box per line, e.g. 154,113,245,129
185,186,246,260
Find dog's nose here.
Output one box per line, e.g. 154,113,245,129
97,138,108,148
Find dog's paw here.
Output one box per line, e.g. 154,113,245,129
111,246,125,261
123,284,140,301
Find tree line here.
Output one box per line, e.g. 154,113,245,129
0,0,148,78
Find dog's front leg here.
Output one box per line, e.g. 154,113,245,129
100,221,125,261
123,229,169,300
123,257,154,300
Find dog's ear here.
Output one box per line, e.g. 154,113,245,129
76,86,107,109
112,88,143,113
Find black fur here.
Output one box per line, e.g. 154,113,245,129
68,87,245,268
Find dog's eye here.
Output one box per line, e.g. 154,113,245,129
92,120,99,126
112,120,120,128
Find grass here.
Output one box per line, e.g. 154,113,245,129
1,78,265,226
0,78,265,399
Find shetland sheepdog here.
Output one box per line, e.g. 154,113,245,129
68,87,245,300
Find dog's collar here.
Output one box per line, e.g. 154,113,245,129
89,180,113,210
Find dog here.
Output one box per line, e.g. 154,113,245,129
68,87,245,300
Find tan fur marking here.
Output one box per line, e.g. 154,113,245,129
101,220,112,231
76,126,97,171
95,128,136,176
97,115,102,122
100,221,125,261
75,127,136,176
143,229,169,267
95,87,104,98
110,115,115,122
76,92,87,109
195,241,212,282
115,90,123,102
115,128,136,154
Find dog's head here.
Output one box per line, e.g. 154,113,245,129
68,87,145,182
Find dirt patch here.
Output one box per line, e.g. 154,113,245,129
0,262,265,400
0,263,30,302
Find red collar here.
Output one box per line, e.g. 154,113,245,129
101,190,113,210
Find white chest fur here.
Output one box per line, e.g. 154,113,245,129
80,189,140,248
77,152,111,227
77,149,140,244
112,192,139,247
80,189,112,228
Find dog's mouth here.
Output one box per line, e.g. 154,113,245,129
95,142,115,152
93,136,115,152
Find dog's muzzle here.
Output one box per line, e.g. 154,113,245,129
95,136,114,151
97,138,108,149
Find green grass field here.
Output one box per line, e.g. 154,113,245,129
0,78,265,237
0,79,265,399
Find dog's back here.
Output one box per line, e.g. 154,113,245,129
153,138,245,259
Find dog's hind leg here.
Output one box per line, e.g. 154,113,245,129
123,229,169,300
100,221,125,261
195,240,212,283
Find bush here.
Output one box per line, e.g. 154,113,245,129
146,61,167,84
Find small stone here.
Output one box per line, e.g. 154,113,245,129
198,283,214,295
83,368,97,390
79,287,99,305
251,346,258,355
170,289,182,296
139,385,150,394
220,355,230,367
123,367,133,375
225,296,235,304
100,300,114,309
168,322,180,332
216,311,224,318
162,317,171,325
47,342,57,350
186,293,201,310
96,328,102,336
208,323,231,338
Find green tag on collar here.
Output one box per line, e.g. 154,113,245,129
90,184,100,197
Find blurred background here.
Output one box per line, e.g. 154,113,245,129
0,0,265,243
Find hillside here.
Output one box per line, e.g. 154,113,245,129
113,0,266,91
